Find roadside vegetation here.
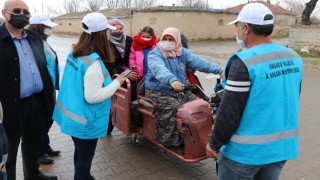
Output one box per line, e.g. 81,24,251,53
297,51,320,58
297,51,320,70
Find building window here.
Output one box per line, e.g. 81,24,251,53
69,23,72,26
150,18,157,25
218,19,224,26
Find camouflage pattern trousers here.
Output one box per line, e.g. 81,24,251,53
145,90,196,146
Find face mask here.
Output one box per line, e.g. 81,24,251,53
44,28,53,36
141,37,152,41
236,25,247,49
110,31,124,38
236,35,247,49
8,14,29,29
160,41,176,51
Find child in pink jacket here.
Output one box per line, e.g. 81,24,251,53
129,26,158,78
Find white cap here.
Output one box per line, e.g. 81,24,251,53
228,3,274,25
29,13,57,27
82,12,117,34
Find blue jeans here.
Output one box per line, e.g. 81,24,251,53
218,155,286,180
72,137,98,180
0,171,7,180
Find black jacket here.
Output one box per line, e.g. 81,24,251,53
105,35,132,77
0,23,54,136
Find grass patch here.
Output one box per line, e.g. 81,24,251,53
273,35,289,39
310,61,320,65
296,51,320,58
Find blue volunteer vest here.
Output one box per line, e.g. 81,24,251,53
44,41,60,90
53,52,112,139
221,43,303,165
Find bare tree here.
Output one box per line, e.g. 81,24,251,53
132,0,159,8
103,0,118,9
178,0,207,8
283,0,320,24
104,0,127,9
283,0,305,18
47,6,65,17
301,0,319,24
63,0,82,13
85,0,104,11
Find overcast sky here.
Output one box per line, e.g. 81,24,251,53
1,0,280,18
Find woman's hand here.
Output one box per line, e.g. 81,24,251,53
127,71,139,80
171,81,184,92
116,72,127,85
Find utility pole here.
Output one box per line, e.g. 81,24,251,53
129,0,132,36
206,0,208,8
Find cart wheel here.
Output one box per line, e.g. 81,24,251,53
132,134,138,144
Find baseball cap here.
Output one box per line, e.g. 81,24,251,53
29,13,57,27
228,3,274,25
82,12,117,34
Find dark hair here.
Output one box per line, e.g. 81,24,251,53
180,33,188,49
248,14,274,37
27,24,47,40
72,24,114,62
140,26,154,36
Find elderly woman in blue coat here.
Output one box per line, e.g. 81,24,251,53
145,27,224,147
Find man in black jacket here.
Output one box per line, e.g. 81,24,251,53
0,0,57,179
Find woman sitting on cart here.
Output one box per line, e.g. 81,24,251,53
145,27,224,147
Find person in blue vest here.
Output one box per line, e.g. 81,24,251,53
28,13,61,165
52,12,126,180
206,3,303,180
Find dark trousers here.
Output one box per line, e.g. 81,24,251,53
6,95,43,180
40,111,54,156
72,137,98,180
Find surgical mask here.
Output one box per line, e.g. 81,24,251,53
236,35,246,49
141,37,152,41
8,14,29,29
160,41,176,51
110,31,124,38
44,28,53,36
236,25,247,49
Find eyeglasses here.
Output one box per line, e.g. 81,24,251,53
6,8,30,16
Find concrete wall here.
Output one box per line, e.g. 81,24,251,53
273,25,290,37
289,25,320,52
52,18,131,35
52,11,295,40
275,14,296,25
131,11,236,40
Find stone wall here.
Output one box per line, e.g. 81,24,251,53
132,11,236,40
289,25,320,52
272,25,289,37
52,10,294,41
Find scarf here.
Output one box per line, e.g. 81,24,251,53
158,27,182,59
132,32,158,51
109,33,126,58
